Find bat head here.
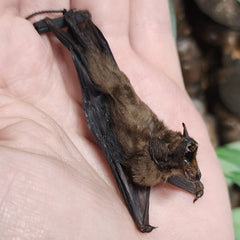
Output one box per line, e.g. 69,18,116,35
149,123,201,183
181,123,201,182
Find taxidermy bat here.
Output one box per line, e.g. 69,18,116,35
27,9,204,232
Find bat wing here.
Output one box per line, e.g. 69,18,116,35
35,10,154,232
71,49,154,232
167,174,204,202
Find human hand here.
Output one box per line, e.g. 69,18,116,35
0,0,234,239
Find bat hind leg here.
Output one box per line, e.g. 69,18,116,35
167,174,204,202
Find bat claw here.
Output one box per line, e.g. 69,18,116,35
139,224,156,233
193,188,204,203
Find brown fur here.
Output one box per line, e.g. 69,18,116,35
86,50,199,186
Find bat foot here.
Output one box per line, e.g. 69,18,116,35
138,224,156,233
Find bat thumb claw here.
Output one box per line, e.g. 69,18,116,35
193,189,204,203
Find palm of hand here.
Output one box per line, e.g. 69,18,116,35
0,1,233,239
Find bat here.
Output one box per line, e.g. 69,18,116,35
27,9,204,232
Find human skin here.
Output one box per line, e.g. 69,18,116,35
0,0,234,239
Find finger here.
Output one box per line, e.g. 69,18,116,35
0,0,18,15
71,0,130,56
0,4,84,134
130,0,184,88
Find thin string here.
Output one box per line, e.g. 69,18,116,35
26,10,65,20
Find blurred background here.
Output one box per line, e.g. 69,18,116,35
170,0,240,238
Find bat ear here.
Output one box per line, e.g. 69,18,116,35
182,122,189,138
